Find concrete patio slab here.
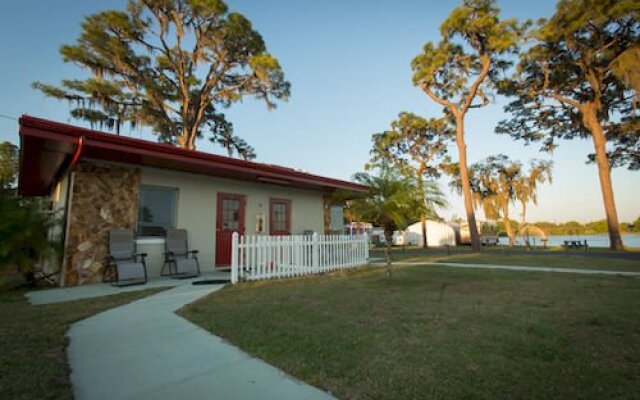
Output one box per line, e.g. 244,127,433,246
26,271,230,305
67,280,336,400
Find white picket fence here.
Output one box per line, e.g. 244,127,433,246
230,232,369,284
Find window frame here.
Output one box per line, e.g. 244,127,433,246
269,198,291,235
137,184,179,237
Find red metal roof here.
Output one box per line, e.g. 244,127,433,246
18,115,369,197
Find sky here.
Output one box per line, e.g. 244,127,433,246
0,0,637,224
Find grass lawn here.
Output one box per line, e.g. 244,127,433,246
0,287,167,400
181,265,640,400
370,247,640,272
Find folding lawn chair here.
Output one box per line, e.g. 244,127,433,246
103,228,148,286
161,229,200,278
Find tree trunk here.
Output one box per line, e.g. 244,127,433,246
501,198,515,246
520,200,529,248
421,214,428,249
384,228,394,278
583,108,624,250
455,116,481,251
186,124,198,150
503,217,515,246
416,172,428,249
503,215,515,246
177,123,197,150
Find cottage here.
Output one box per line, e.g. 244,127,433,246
18,116,368,286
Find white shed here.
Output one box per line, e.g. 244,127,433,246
404,220,456,246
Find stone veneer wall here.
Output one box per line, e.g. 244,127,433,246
323,195,332,234
324,194,346,234
64,161,140,286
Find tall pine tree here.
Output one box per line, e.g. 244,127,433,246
34,0,290,154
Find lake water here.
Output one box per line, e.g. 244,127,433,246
499,234,640,248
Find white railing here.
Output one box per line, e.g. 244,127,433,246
231,232,369,284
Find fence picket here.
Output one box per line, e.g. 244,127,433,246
232,233,369,283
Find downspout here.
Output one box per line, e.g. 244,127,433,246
69,135,84,169
58,135,84,287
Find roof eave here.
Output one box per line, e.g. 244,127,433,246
17,116,369,196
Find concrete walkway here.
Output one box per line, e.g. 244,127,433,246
67,282,336,400
372,261,640,277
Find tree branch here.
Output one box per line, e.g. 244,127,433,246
419,82,456,112
540,62,583,110
462,54,491,114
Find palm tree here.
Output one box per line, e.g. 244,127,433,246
346,168,422,275
368,113,453,249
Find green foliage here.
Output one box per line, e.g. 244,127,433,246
347,167,429,268
207,113,256,160
368,112,453,178
495,219,520,235
33,0,290,155
368,112,450,246
629,216,640,232
411,0,524,251
412,0,522,110
448,155,552,244
0,197,60,276
513,159,553,225
611,46,640,95
497,0,640,170
0,142,18,190
347,167,423,235
0,144,62,278
534,219,636,235
469,154,522,221
513,160,553,204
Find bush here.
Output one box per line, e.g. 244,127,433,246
0,194,60,281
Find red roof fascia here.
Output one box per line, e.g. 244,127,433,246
18,115,369,195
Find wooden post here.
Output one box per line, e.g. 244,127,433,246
364,233,369,262
231,232,239,284
312,233,319,273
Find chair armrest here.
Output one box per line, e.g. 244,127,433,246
163,251,175,259
133,253,148,262
188,250,199,255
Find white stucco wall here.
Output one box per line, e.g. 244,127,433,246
138,166,325,273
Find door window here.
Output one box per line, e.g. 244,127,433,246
270,199,291,235
221,198,241,230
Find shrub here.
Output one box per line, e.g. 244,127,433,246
0,195,60,282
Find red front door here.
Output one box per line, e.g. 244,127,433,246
215,193,245,267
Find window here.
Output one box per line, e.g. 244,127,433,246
138,185,178,236
269,199,291,235
329,205,344,231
